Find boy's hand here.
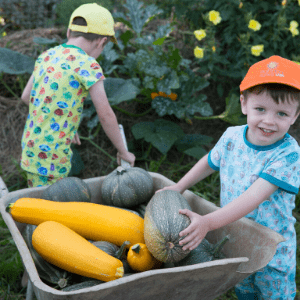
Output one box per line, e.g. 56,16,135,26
178,209,210,251
117,151,135,167
155,184,184,194
71,132,81,145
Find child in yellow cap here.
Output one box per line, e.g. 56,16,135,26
20,3,135,187
157,56,300,299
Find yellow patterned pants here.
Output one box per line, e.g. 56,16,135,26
26,172,65,188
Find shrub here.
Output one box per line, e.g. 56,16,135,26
55,0,113,27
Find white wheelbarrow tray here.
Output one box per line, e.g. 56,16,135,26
0,173,284,300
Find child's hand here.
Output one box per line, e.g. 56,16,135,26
71,132,81,145
155,184,184,194
178,209,210,251
117,151,135,167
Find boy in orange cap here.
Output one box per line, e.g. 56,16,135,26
158,56,300,299
20,3,135,187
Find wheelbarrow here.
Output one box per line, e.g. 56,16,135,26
0,125,285,300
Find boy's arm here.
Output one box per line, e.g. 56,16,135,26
179,177,278,250
89,80,135,166
21,74,34,106
157,153,215,193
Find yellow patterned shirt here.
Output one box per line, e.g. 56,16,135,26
21,43,105,178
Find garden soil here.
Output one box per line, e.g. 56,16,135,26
1,28,300,189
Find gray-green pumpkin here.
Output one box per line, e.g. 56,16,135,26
144,190,191,263
174,235,229,267
92,241,132,274
101,166,154,208
41,177,91,203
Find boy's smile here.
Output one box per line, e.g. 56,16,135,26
240,91,299,146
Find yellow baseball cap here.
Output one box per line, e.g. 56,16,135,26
68,3,117,44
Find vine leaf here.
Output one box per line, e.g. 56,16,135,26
0,47,34,75
131,119,184,155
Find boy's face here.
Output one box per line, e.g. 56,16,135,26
240,91,299,146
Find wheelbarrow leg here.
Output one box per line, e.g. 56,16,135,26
26,278,34,300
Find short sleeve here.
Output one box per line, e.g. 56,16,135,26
75,58,105,90
208,129,229,171
260,142,300,194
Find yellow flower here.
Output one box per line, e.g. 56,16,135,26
298,0,300,5
251,45,264,56
208,10,222,25
282,0,287,6
248,20,261,31
289,21,299,36
194,46,204,58
2,31,6,37
239,2,243,8
194,29,206,41
212,46,216,52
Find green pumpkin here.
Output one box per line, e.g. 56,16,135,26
92,241,132,274
41,177,91,202
24,224,72,289
144,190,191,263
101,166,154,208
174,235,229,267
62,280,102,292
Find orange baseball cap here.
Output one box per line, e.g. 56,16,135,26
240,55,300,92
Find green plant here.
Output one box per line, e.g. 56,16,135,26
190,0,300,122
0,216,24,294
0,0,58,29
112,0,212,120
101,166,154,208
55,0,113,27
131,119,213,158
144,190,192,263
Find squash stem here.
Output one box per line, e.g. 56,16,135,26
131,244,140,254
116,241,130,260
212,235,230,257
5,203,13,213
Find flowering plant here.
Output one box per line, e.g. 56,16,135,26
190,0,300,124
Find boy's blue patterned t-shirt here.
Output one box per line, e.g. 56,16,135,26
208,125,300,272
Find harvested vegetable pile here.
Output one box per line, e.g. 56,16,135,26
6,175,228,291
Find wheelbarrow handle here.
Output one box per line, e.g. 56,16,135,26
118,124,131,169
0,176,8,198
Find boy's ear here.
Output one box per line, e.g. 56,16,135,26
97,37,108,48
240,94,247,115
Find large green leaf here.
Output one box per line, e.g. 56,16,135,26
121,0,163,34
218,93,247,125
104,78,140,105
131,119,184,155
184,147,207,159
0,47,34,75
151,95,212,119
175,134,213,152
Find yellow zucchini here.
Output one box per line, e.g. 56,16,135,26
7,198,144,247
32,221,123,282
